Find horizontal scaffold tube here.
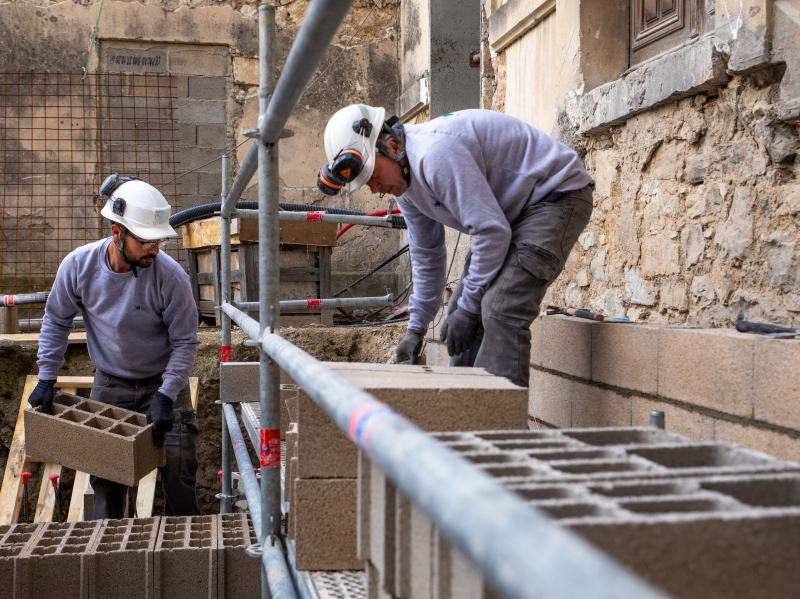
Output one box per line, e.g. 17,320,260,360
219,302,668,599
2,292,49,306
223,403,297,599
236,293,392,312
234,209,395,228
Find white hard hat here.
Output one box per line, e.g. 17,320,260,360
100,179,178,239
323,104,386,193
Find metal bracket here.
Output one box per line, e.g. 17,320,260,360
215,492,239,500
245,542,263,558
244,339,260,347
242,128,260,138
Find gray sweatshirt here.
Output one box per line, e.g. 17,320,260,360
37,238,200,401
396,110,593,331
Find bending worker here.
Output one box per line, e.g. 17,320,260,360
27,175,201,518
318,106,593,387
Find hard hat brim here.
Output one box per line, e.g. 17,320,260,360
101,204,178,240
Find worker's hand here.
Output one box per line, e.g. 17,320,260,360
146,391,175,448
440,307,480,357
28,379,57,415
396,328,425,364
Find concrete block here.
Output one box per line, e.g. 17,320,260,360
591,323,659,394
285,386,299,423
424,341,451,367
658,328,754,418
538,315,593,379
233,57,259,86
176,122,197,148
529,317,543,367
409,505,434,599
528,369,572,428
16,520,102,599
287,456,298,509
0,522,42,598
84,488,94,521
631,397,715,442
357,452,371,562
177,146,227,171
217,513,260,599
368,462,395,591
571,383,632,429
286,425,298,506
197,124,227,149
298,364,527,479
753,338,800,430
294,479,362,571
188,76,227,100
715,419,800,464
197,171,222,197
24,391,166,486
221,363,297,438
175,100,226,125
154,515,217,599
169,49,231,76
172,75,189,99
176,170,199,195
393,490,412,599
87,517,159,599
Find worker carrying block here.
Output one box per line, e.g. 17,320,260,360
318,106,593,387
27,174,201,519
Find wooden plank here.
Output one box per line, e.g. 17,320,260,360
67,471,91,522
319,246,333,327
211,248,222,325
10,458,32,524
187,251,201,307
280,267,320,282
241,244,259,320
0,331,87,347
53,378,94,389
0,376,38,525
34,462,62,523
279,219,338,247
184,216,338,249
182,217,243,249
135,377,200,518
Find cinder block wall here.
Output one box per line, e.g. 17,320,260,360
425,314,800,463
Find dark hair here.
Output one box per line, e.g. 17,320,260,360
375,129,396,157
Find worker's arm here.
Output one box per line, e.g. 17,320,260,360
158,268,200,401
424,136,512,316
396,197,447,332
37,255,83,381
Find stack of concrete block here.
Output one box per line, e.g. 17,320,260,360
154,515,218,599
15,520,102,599
217,513,260,599
361,426,800,599
24,391,166,485
292,363,527,571
0,522,43,598
87,517,159,599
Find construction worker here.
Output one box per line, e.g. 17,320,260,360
27,175,201,518
318,106,593,387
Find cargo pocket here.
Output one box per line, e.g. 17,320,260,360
517,243,561,282
179,410,200,480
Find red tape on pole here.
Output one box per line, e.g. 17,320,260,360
260,428,281,467
221,346,232,362
306,299,322,308
306,213,323,222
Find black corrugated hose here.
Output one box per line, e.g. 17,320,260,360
170,202,407,229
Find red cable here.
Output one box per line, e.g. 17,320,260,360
336,208,402,239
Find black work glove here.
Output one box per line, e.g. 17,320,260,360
28,379,57,415
146,391,175,448
396,328,425,364
440,307,480,357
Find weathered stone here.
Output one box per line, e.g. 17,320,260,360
564,283,583,308
661,280,689,311
624,268,655,306
576,269,590,287
590,250,606,282
594,151,618,198
715,184,755,260
590,289,626,318
691,275,715,308
765,232,799,291
233,57,259,86
578,231,598,251
681,223,705,266
641,234,680,276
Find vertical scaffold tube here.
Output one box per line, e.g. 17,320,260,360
220,153,233,515
258,3,282,574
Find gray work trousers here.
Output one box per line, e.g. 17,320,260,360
89,369,201,519
447,184,594,387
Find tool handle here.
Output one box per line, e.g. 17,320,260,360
736,319,796,335
21,472,30,485
49,474,59,487
566,307,605,322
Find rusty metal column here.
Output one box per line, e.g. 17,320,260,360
257,3,281,575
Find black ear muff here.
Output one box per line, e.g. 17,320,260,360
316,148,365,196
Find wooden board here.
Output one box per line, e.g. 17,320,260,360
67,471,91,522
135,377,200,518
0,331,87,347
182,216,338,249
0,375,37,525
34,462,62,523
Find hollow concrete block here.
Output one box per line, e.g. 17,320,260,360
294,479,363,571
538,315,593,379
753,338,800,430
287,456,298,510
357,452,371,562
528,369,572,428
298,364,527,479
409,504,434,599
24,391,165,486
658,328,754,418
218,513,260,599
15,520,102,599
154,515,217,599
571,383,632,429
591,323,660,394
88,517,159,599
631,397,715,442
0,522,42,599
285,424,298,506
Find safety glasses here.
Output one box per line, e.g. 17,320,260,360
126,231,168,251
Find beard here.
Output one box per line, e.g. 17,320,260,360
122,241,157,269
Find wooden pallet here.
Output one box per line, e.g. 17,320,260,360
0,375,199,524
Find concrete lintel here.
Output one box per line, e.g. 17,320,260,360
398,77,429,123
579,36,731,135
488,0,556,54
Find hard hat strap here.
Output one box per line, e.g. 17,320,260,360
114,227,139,278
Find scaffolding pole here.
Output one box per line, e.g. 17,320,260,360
220,152,234,515
234,209,396,228
235,293,392,312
